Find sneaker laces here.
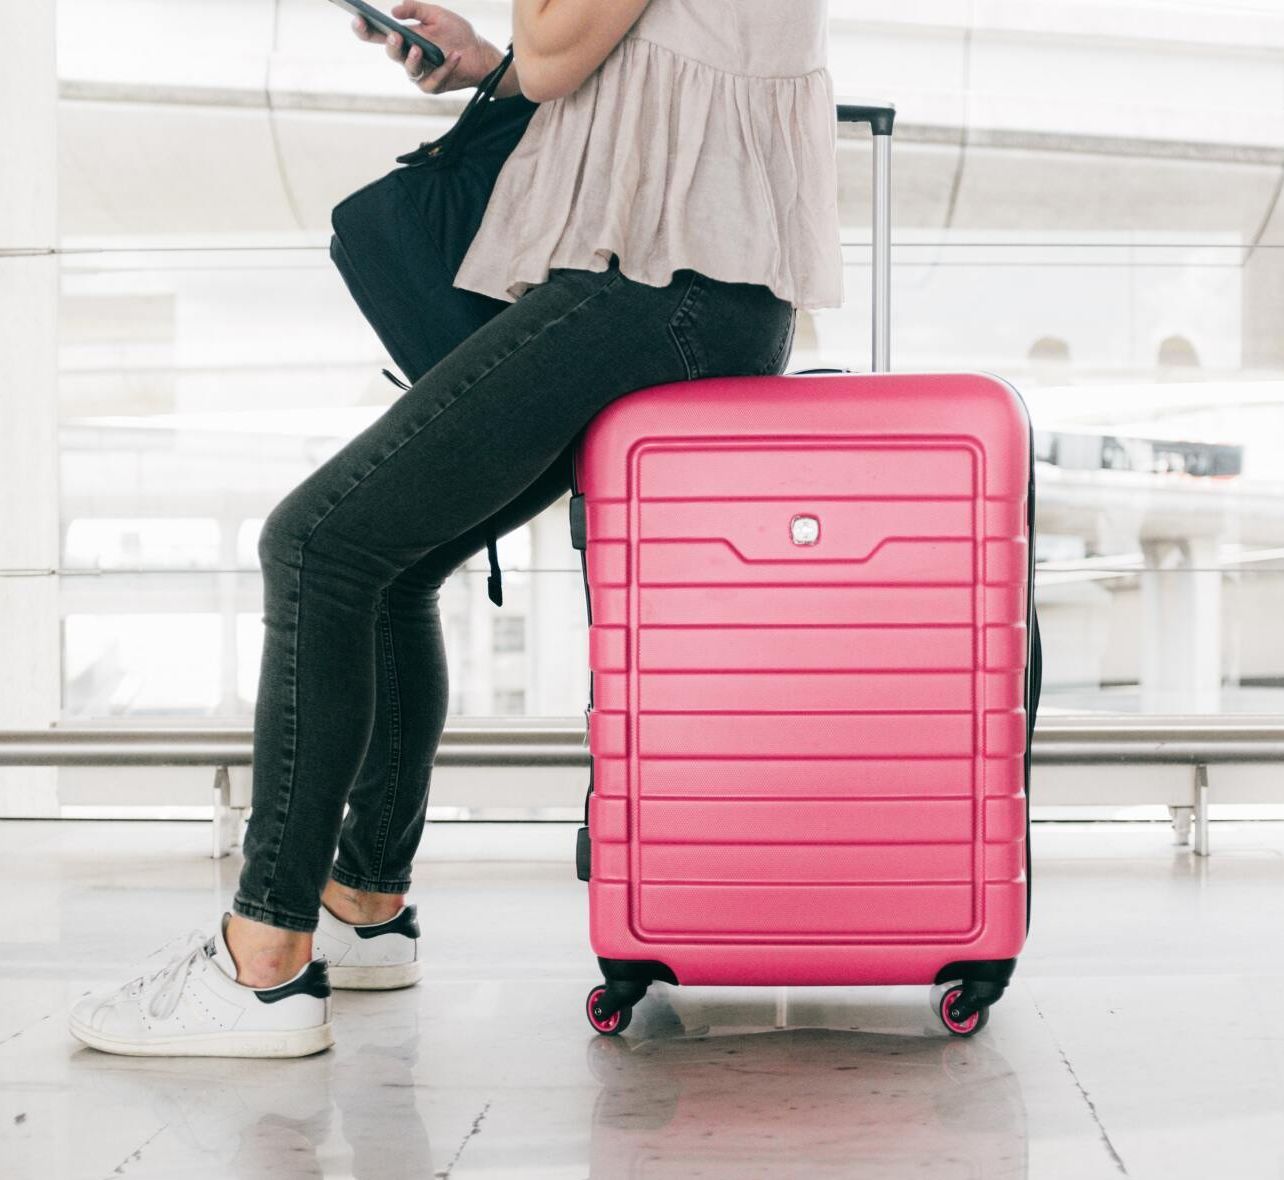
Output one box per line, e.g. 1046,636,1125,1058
107,928,214,1020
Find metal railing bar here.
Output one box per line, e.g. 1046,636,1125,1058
2,718,1283,769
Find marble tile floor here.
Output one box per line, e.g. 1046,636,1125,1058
1,818,1283,1180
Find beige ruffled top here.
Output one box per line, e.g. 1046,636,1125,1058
452,0,843,312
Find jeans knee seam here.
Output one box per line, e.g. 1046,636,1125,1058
294,265,630,563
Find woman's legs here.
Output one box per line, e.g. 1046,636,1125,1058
229,259,795,978
324,446,576,924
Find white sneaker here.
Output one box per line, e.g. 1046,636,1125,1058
313,902,422,990
69,913,333,1058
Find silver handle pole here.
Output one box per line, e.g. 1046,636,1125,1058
837,104,896,371
872,131,892,373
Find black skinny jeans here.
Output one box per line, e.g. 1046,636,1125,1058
233,256,796,933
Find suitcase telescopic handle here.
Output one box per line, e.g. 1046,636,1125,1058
838,103,895,373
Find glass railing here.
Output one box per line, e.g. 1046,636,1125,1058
6,227,1279,723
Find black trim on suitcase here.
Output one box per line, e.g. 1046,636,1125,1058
932,957,1017,1012
1026,496,1040,934
591,957,680,1021
1020,408,1042,938
569,434,595,880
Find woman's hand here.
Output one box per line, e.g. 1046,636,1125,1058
351,2,503,94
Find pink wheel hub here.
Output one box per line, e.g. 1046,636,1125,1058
586,987,621,1033
940,987,981,1035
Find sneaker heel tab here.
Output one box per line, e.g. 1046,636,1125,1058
353,905,420,941
254,959,332,1004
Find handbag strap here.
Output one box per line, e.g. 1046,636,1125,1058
475,43,513,608
387,375,503,607
485,521,502,606
392,43,515,607
468,42,516,114
398,42,517,165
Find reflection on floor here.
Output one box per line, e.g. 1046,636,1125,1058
1,819,1283,1179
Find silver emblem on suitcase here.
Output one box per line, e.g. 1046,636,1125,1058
790,514,820,545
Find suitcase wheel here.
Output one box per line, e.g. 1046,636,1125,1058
586,984,633,1036
932,980,991,1038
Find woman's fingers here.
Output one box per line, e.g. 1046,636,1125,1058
351,15,387,44
415,49,463,93
390,2,435,24
405,44,461,89
384,30,406,62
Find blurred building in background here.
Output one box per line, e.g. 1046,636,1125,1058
3,0,1284,816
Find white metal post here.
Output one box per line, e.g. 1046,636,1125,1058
1193,763,1211,857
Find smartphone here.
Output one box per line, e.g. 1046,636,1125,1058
326,0,446,70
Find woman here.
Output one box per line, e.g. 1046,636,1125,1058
69,0,842,1057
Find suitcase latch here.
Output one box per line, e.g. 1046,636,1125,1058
790,514,821,546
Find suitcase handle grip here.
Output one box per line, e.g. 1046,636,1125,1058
837,104,896,136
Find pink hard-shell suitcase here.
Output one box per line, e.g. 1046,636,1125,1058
568,104,1042,1038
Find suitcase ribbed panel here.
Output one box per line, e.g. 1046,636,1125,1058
581,373,1030,981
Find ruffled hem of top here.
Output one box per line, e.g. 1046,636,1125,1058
452,34,845,312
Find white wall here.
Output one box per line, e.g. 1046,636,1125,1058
0,2,61,816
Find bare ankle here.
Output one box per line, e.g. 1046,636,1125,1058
224,913,314,989
322,879,405,926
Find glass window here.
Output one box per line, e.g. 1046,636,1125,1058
34,0,1284,724
492,617,526,655
491,689,527,716
64,613,223,717
64,518,220,571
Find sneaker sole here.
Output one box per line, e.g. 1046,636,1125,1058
68,1016,334,1059
327,960,423,990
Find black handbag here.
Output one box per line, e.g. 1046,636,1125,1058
330,43,539,607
